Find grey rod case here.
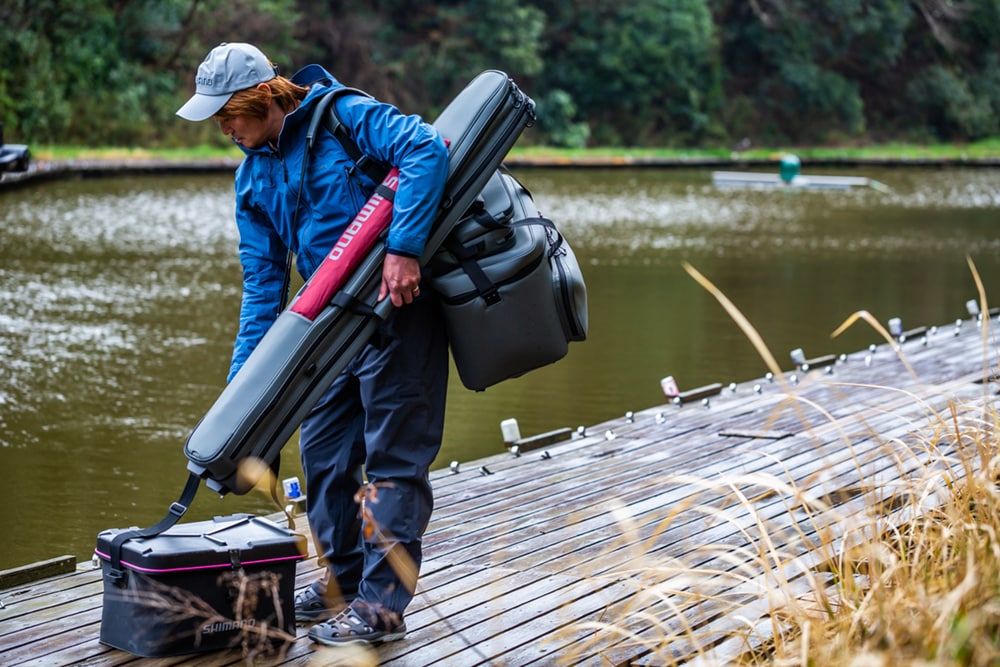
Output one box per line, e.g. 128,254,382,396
184,70,535,495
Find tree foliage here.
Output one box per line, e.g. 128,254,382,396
1,0,998,147
534,0,721,145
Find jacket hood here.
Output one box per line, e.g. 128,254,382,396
234,64,342,156
287,64,342,124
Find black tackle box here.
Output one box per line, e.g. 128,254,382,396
94,513,307,657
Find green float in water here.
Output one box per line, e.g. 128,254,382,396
713,153,891,192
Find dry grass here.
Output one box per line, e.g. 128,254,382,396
106,569,297,662
552,261,1000,666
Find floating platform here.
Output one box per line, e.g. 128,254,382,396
1,306,998,665
712,169,890,192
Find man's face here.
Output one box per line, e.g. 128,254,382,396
215,114,271,149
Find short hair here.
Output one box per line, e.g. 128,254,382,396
215,76,309,120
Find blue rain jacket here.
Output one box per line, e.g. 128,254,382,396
228,64,448,380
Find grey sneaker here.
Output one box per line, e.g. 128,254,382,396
294,585,346,623
308,604,407,646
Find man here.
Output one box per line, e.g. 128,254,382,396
177,42,449,646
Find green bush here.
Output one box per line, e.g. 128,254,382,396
535,90,591,149
906,65,998,140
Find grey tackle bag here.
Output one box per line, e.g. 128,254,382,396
427,170,588,391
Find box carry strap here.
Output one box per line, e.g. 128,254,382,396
105,468,295,585
105,471,201,584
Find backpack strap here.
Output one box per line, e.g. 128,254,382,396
281,86,394,311
308,87,391,184
511,216,563,256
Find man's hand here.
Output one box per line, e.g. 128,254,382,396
379,253,422,307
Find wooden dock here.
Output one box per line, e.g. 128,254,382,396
2,309,999,665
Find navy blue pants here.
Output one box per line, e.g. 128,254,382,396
298,296,448,616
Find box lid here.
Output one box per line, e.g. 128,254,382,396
95,513,306,574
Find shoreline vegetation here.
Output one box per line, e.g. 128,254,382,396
4,140,999,191
13,138,1000,167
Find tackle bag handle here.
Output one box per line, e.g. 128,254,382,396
442,215,562,306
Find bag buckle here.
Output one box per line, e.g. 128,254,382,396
483,288,502,307
168,502,188,518
106,567,127,586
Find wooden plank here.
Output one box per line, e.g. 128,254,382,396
504,456,948,664
425,385,944,565
608,412,968,664
396,334,976,664
718,429,792,440
0,556,77,590
0,576,103,628
426,428,909,581
508,427,574,453
678,382,724,404
383,571,611,664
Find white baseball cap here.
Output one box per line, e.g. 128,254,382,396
176,42,278,121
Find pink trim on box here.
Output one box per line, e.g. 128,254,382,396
93,549,303,574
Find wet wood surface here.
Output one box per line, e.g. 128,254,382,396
2,312,997,665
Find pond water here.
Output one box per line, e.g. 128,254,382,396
1,165,998,570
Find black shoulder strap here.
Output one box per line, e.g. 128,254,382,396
511,216,563,255
308,87,391,184
280,87,392,310
105,467,296,585
105,471,201,584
